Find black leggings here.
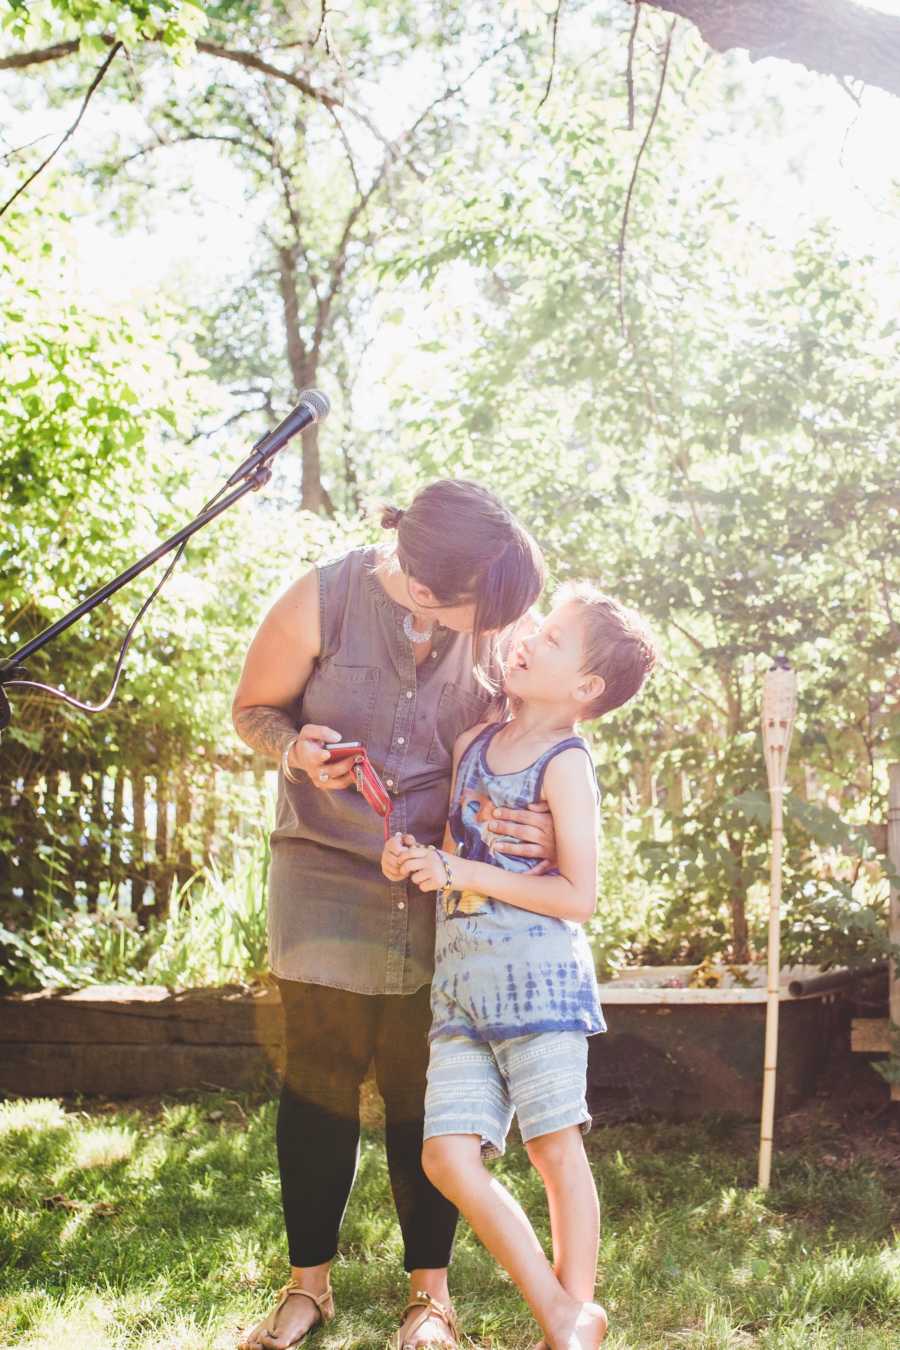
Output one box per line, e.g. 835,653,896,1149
276,978,458,1271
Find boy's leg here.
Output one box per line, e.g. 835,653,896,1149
497,1030,605,1345
423,1134,569,1321
422,1036,606,1348
525,1127,600,1301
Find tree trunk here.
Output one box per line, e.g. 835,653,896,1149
131,772,147,918
642,0,900,101
276,243,330,513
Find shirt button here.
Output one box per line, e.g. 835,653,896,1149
431,651,438,659
386,778,394,787
397,736,405,745
397,901,406,910
405,690,413,699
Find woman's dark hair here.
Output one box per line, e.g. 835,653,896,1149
381,479,545,686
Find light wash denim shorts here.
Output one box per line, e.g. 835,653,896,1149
424,1030,592,1159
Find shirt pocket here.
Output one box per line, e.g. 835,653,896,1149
301,662,381,747
427,681,493,766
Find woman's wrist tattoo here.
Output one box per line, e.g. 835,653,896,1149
233,705,298,761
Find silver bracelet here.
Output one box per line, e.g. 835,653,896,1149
281,735,304,785
429,845,454,896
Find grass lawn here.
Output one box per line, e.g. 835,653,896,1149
2,1068,899,1350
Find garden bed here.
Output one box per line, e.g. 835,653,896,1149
1,966,843,1115
587,965,842,1121
0,983,282,1098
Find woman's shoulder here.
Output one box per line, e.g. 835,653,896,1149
317,543,375,580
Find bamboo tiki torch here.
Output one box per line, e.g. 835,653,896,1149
758,655,798,1190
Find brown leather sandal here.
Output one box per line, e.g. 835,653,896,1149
394,1290,459,1350
246,1281,334,1348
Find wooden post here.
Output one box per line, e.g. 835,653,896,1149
758,657,798,1190
889,763,900,1103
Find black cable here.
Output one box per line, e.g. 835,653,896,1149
4,478,232,716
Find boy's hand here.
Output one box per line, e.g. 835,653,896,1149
399,845,446,893
382,831,418,881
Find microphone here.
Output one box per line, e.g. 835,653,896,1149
226,389,331,486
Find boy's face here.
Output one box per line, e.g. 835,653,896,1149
504,601,592,704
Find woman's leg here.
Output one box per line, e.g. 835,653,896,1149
278,979,377,1264
375,985,459,1342
240,980,377,1350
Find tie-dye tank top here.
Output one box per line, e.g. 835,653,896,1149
429,721,606,1042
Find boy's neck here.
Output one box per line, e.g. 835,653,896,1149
503,699,578,741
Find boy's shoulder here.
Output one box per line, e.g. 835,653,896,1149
542,738,600,803
453,719,493,763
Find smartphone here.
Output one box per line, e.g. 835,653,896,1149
325,740,364,761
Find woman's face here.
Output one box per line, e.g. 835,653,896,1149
431,598,479,633
407,576,478,633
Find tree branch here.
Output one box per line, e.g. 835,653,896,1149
616,18,676,340
0,39,79,69
0,40,122,218
326,106,362,198
109,129,269,173
624,1,641,130
194,41,341,109
639,0,900,101
537,0,565,112
315,38,522,348
1,37,341,109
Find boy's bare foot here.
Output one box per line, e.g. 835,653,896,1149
546,1301,608,1350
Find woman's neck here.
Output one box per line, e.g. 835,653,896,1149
374,550,430,621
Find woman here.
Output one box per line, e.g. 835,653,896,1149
234,480,553,1350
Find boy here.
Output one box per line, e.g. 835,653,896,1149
382,583,657,1350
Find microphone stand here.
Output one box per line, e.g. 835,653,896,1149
0,460,274,733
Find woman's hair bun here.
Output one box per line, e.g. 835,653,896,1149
380,504,405,529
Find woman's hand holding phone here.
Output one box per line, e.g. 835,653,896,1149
287,725,357,791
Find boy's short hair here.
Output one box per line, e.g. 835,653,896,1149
558,582,658,718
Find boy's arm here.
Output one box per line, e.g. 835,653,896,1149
438,721,488,851
404,748,599,923
383,721,488,878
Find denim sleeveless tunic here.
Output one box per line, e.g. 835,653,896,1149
268,546,496,995
430,722,606,1041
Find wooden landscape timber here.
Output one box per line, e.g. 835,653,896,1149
0,976,838,1114
0,984,283,1097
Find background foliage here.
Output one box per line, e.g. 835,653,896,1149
1,0,898,986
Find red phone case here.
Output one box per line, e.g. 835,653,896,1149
352,753,393,838
326,741,364,761
327,745,392,838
